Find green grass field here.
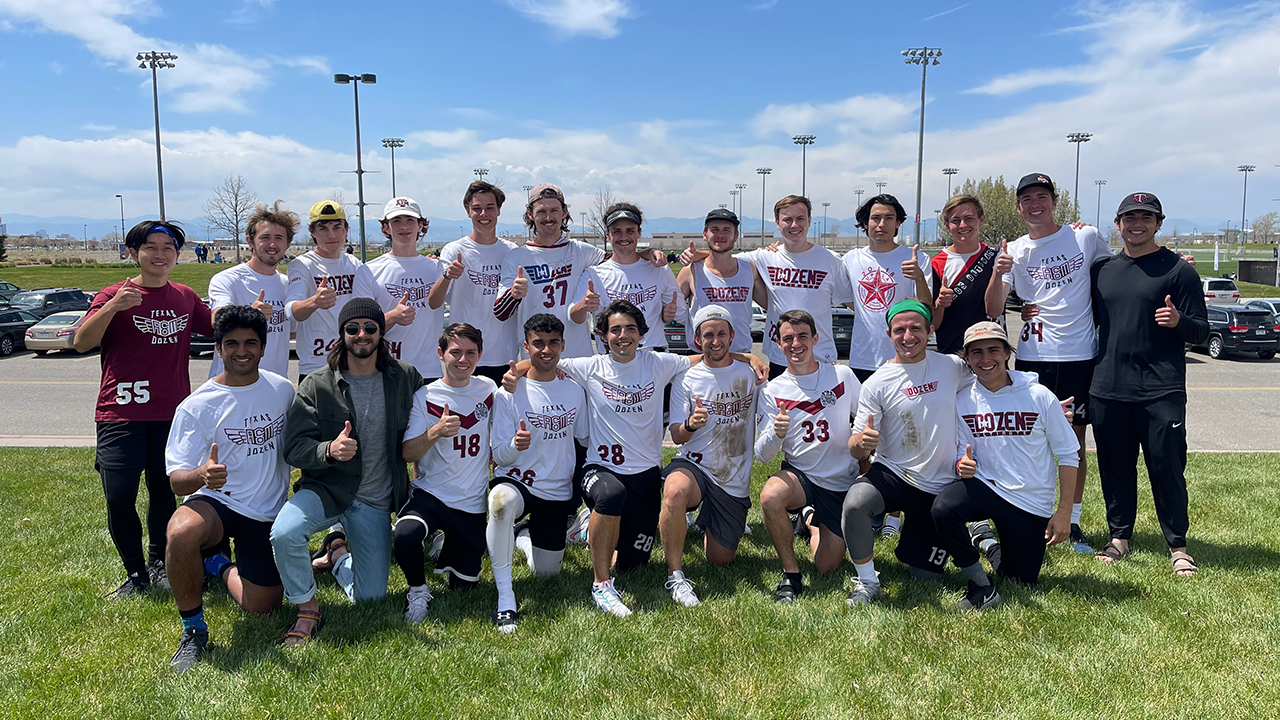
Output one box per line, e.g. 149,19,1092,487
2,447,1278,719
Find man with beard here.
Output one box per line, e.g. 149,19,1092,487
368,197,445,380
675,208,763,354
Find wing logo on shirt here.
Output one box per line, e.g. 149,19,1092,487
775,381,845,416
601,380,655,406
426,394,494,429
133,314,189,338
385,283,431,303
467,270,500,289
857,267,897,311
1026,253,1085,283
526,408,577,432
605,286,657,306
705,396,753,417
223,416,285,446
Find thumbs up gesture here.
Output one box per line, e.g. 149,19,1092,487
689,396,709,431
773,406,791,439
936,285,955,309
433,403,461,439
252,289,274,321
201,442,228,489
510,266,529,299
445,256,465,280
1060,396,1075,423
502,360,520,393
108,277,144,312
1154,294,1180,328
957,444,977,478
515,419,532,451
679,240,700,267
901,244,924,280
387,292,416,327
581,279,601,313
312,276,337,309
994,240,1013,275
855,415,879,455
328,420,358,462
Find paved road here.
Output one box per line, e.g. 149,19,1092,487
1,340,1276,451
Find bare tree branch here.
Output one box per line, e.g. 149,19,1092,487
586,183,616,245
204,175,258,264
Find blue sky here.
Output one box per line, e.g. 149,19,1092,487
2,0,1278,237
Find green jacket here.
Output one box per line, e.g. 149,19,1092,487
284,359,424,518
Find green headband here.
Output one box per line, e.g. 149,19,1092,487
885,298,932,325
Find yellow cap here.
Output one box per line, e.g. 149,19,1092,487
309,200,347,224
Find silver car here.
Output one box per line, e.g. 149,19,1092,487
1203,277,1240,305
24,311,87,355
1244,298,1280,316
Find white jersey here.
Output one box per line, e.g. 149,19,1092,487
207,263,291,378
755,363,862,492
1002,224,1112,361
404,377,497,514
855,351,971,495
286,251,397,375
164,372,294,522
670,361,759,498
492,376,589,501
496,239,605,359
740,245,854,365
954,370,1080,518
561,351,690,475
366,253,445,379
843,245,934,371
578,258,678,352
439,236,520,368
688,259,755,353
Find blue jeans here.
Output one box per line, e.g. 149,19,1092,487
270,489,393,605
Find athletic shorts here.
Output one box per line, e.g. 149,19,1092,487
489,478,575,553
185,495,281,587
857,463,950,571
781,461,846,539
934,477,1051,586
850,367,876,384
396,489,486,583
662,459,751,551
95,420,171,471
1014,358,1093,427
474,365,509,386
581,465,662,573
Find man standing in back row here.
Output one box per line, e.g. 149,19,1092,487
675,209,763,353
368,197,445,380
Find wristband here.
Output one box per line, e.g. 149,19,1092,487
683,420,695,434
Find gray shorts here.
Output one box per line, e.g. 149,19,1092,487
662,458,751,551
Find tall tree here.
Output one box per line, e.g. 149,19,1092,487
586,183,616,245
204,175,258,264
0,216,7,262
1252,211,1278,243
944,176,1080,247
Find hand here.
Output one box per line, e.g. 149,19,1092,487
1180,252,1197,268
328,421,358,462
312,277,337,310
514,419,531,451
773,409,791,439
688,397,709,431
510,266,528,299
1060,396,1075,423
936,286,954,309
445,256,465,280
502,360,519,393
387,293,416,326
994,241,1012,275
956,444,976,478
662,298,677,323
857,416,879,454
679,241,700,267
433,403,461,439
901,244,924,281
1069,221,1091,230
1155,294,1180,328
581,279,600,313
646,248,667,267
251,290,274,321
765,242,780,252
1021,303,1040,322
1045,509,1071,545
201,443,228,490
107,278,143,312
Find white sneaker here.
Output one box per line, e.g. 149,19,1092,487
591,579,632,618
426,530,445,564
685,509,698,530
665,571,701,607
567,507,591,545
404,584,433,624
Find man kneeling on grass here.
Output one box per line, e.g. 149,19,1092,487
163,305,295,672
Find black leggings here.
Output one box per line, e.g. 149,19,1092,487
101,466,175,575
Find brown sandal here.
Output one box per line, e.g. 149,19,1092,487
1094,541,1131,563
311,532,348,573
1171,552,1198,577
281,609,324,647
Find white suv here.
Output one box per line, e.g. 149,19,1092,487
1203,277,1240,305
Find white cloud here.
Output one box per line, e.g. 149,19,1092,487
924,3,970,21
49,61,63,74
270,55,330,75
81,123,116,132
503,0,633,38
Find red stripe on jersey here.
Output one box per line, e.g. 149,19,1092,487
426,393,494,429
775,381,845,416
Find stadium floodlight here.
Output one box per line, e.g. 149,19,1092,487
334,73,377,260
137,51,177,220
902,46,943,246
792,135,816,197
382,138,404,197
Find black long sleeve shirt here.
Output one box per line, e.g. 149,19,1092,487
1090,247,1209,401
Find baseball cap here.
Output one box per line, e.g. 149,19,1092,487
962,321,1010,348
383,197,424,221
309,200,347,224
1115,192,1164,220
704,208,740,227
527,183,566,205
691,304,734,338
1016,173,1056,197
605,208,642,228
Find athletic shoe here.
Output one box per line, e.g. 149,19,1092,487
871,513,886,532
845,578,882,607
791,506,814,539
773,574,803,603
170,627,209,674
426,530,445,564
1069,524,1093,554
879,515,902,539
686,509,698,530
956,580,1002,612
591,579,632,618
567,507,591,545
404,585,433,624
107,573,149,600
492,609,519,634
665,571,701,607
147,558,171,591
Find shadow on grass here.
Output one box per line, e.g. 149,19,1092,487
1122,529,1280,571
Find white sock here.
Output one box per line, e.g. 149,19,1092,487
1071,502,1083,526
493,565,516,613
884,515,902,532
854,560,878,584
668,569,685,582
529,546,564,577
515,531,534,568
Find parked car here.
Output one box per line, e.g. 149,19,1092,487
0,308,40,356
190,298,215,357
664,320,690,354
0,280,20,303
1189,304,1278,359
1244,298,1280,317
1202,277,1241,305
750,304,765,342
832,307,854,358
5,287,91,319
24,311,87,355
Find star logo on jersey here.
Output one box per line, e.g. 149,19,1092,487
385,283,431,303
1026,253,1085,282
857,267,897,311
223,416,285,446
820,390,837,408
526,408,577,432
467,270,500,289
606,286,657,306
474,401,489,421
601,380,655,406
133,314,190,338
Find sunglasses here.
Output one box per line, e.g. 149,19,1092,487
343,322,380,336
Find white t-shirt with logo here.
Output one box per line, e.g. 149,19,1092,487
842,245,934,371
1002,225,1112,361
366,253,445,379
670,361,759,498
740,245,855,366
578,258,679,352
689,260,755,353
207,263,291,378
754,363,862,492
164,372,295,522
854,351,971,495
439,236,520,368
497,240,606,359
561,351,690,475
492,376,590,501
286,251,397,375
405,377,497,514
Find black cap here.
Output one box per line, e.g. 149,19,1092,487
704,208,740,227
1016,173,1056,197
338,297,386,335
604,209,642,228
1115,192,1164,220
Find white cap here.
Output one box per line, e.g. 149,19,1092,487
691,304,733,336
383,197,424,221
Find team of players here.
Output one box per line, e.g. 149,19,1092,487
75,175,1207,674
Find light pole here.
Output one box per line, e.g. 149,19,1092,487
729,190,739,216
902,46,942,247
734,183,747,219
933,210,941,244
522,185,534,240
334,73,376,261
821,202,830,244
1094,179,1107,229
1239,165,1256,249
853,189,865,244
1067,132,1093,218
137,51,176,220
943,167,958,197
474,168,488,183
792,134,816,197
757,167,772,248
382,138,404,197
116,194,125,260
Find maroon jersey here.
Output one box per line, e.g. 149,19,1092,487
88,281,213,422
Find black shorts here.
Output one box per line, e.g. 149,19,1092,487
769,362,787,380
663,459,750,551
781,461,846,539
489,478,575,552
474,365,509,386
933,477,1050,586
184,495,281,587
581,465,661,573
850,367,876,384
857,463,950,571
1014,358,1093,427
396,489,487,583
95,420,171,471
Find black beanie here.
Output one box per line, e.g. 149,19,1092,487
338,297,385,334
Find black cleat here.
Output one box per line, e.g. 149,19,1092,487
170,627,210,674
107,573,150,600
956,580,1002,612
773,575,804,603
147,558,170,591
492,609,519,633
